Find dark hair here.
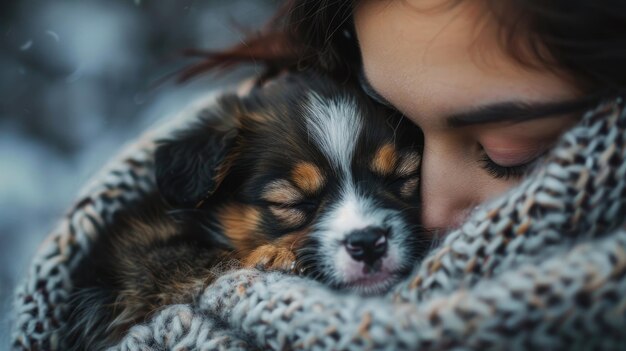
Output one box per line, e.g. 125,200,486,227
180,0,626,94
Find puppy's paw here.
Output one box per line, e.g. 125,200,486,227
242,245,296,273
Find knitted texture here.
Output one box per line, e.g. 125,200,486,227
11,92,626,350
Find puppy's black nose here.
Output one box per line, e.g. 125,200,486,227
344,227,388,264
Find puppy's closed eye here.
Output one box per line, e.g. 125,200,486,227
262,180,304,205
269,206,308,228
263,179,319,228
396,151,421,178
392,152,421,199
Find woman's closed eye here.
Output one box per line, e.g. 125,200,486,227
473,115,579,181
479,153,533,180
478,144,546,180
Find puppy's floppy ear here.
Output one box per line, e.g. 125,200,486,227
155,112,239,208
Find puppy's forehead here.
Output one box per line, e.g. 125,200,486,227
304,92,362,172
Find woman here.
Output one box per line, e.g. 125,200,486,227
13,1,626,350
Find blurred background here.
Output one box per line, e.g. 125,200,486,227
0,0,276,345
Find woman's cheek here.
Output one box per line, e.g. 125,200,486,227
419,136,519,229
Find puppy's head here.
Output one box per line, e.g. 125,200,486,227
156,73,427,294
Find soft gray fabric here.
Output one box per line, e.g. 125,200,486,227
12,92,626,350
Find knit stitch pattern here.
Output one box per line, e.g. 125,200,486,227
11,92,626,350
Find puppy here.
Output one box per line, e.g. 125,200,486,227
63,72,427,350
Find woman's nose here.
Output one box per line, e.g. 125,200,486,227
419,143,481,231
420,193,473,231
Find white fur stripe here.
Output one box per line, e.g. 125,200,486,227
305,92,362,174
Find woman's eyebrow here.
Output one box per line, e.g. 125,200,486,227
359,68,603,128
447,97,600,128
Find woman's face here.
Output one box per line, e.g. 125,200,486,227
354,0,581,231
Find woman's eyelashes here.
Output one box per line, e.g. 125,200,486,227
478,154,530,180
477,145,543,180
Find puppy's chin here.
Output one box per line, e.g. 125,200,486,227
334,252,405,295
342,271,402,296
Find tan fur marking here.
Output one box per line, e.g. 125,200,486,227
262,179,304,204
291,162,325,195
400,177,419,198
371,144,398,176
241,232,307,272
217,203,264,254
242,244,296,271
396,151,421,178
270,206,307,228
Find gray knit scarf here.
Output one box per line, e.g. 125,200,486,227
11,91,626,350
